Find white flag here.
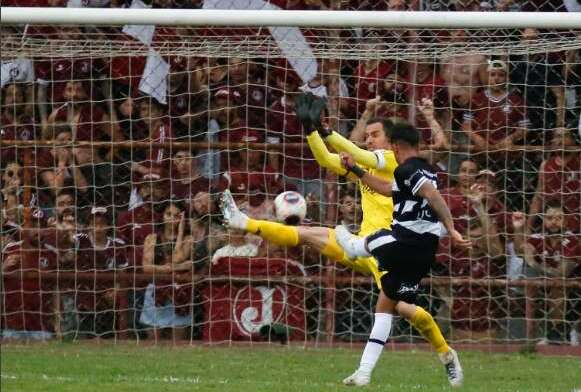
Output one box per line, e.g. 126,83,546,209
1,58,35,89
139,50,169,105
564,0,581,12
203,0,318,83
122,0,155,46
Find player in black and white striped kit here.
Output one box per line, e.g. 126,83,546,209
336,122,471,388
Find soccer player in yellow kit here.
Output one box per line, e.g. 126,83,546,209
221,93,397,288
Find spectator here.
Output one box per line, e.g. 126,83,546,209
140,200,194,340
117,170,166,249
437,183,504,342
1,161,23,229
442,159,509,236
403,59,448,143
510,28,566,141
351,57,394,117
462,59,532,209
47,80,123,160
71,206,129,337
226,128,286,213
528,127,580,233
440,31,487,108
1,237,54,340
47,188,78,227
39,124,90,199
513,203,581,344
189,189,228,269
337,186,361,234
131,96,174,175
1,83,36,167
170,149,227,206
463,60,528,151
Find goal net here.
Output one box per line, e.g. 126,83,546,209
1,6,580,347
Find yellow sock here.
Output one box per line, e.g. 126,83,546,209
409,306,450,354
246,219,300,247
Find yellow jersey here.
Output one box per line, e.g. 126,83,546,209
358,150,397,236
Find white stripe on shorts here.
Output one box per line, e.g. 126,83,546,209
367,234,396,252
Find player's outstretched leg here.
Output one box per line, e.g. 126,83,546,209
221,190,299,247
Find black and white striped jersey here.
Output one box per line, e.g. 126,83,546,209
390,156,443,247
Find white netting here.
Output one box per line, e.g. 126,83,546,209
1,8,581,346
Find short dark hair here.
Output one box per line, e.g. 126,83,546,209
544,200,563,212
366,117,394,138
389,122,420,147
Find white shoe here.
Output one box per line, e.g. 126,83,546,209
342,369,370,386
439,348,463,388
220,190,248,230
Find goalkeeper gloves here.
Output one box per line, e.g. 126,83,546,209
295,92,330,136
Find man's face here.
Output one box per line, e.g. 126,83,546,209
139,100,159,123
488,70,507,90
192,191,212,216
91,215,109,235
544,207,564,234
339,195,360,223
163,204,182,227
458,160,478,188
522,28,538,42
2,162,22,191
174,151,194,175
55,194,74,219
365,122,390,151
228,58,247,83
63,81,87,103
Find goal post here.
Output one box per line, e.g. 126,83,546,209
2,8,581,28
1,6,580,347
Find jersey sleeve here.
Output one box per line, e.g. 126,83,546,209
326,131,380,168
381,150,398,174
395,162,432,196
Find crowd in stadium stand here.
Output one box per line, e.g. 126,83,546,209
1,0,580,344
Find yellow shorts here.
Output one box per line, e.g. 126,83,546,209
322,229,386,288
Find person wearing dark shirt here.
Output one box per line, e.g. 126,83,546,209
335,122,470,388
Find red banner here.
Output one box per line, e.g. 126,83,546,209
202,257,307,342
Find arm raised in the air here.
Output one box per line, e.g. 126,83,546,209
326,130,385,169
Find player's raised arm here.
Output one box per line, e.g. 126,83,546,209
295,93,350,177
339,153,392,197
326,129,386,169
415,181,471,249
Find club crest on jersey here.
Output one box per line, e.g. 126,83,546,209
251,89,263,102
39,257,49,268
9,66,20,78
502,103,512,113
233,285,287,336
